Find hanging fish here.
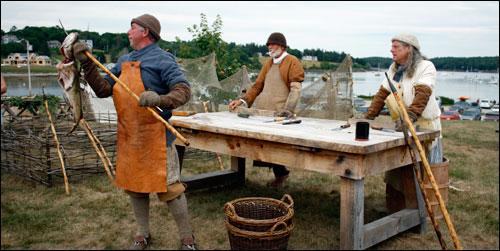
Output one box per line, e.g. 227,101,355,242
56,32,84,134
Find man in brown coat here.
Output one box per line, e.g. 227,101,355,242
229,32,304,187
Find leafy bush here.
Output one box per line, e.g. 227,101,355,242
6,95,61,115
440,96,455,105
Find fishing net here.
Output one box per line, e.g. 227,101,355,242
175,52,220,112
174,52,253,112
296,54,354,120
173,52,354,119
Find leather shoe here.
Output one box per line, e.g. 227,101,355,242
129,234,151,250
181,235,197,250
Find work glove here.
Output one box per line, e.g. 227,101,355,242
364,114,376,120
73,42,90,63
278,82,301,118
394,110,418,132
138,90,161,107
277,109,294,118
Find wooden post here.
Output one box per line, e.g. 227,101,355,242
80,119,114,185
340,177,364,250
44,99,70,194
231,156,246,184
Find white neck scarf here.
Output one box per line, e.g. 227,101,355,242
273,51,288,64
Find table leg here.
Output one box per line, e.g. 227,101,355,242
340,177,364,250
231,156,246,184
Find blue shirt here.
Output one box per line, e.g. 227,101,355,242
105,43,190,146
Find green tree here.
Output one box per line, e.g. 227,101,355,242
1,42,26,58
187,13,247,110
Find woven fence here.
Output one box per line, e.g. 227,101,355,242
1,107,221,186
1,110,117,186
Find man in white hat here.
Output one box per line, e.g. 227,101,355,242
363,33,443,213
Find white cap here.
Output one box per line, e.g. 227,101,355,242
392,33,420,51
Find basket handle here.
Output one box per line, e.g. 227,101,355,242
268,221,288,233
280,194,294,209
223,202,237,218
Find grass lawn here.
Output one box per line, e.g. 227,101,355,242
1,65,58,74
1,118,498,250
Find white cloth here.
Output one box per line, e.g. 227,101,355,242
382,60,442,133
273,51,288,64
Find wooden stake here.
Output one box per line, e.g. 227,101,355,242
80,119,115,186
202,101,225,170
81,119,115,175
385,73,462,250
44,99,70,195
84,51,189,146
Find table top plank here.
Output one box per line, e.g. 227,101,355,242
170,112,440,155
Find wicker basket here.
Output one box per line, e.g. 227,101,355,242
225,218,295,250
223,194,294,232
223,194,295,250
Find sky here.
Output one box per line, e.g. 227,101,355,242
1,1,499,58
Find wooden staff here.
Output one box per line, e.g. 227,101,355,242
84,51,190,146
385,73,462,250
81,119,115,175
43,92,70,195
202,100,224,170
80,119,115,185
401,123,447,250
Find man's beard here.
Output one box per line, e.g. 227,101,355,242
268,48,282,58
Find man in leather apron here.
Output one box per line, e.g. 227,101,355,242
363,33,443,213
73,14,197,250
229,32,304,188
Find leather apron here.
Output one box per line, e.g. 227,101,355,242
113,61,168,193
256,64,289,111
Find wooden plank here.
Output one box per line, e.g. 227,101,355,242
340,177,364,250
174,129,365,179
181,169,242,191
231,107,277,117
170,112,440,155
362,145,422,176
363,209,420,249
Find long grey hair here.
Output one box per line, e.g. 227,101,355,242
391,42,428,78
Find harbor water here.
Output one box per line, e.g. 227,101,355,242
3,71,499,102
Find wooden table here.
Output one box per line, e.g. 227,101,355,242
171,111,440,249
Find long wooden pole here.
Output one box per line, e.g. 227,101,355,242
201,100,224,170
401,124,447,250
385,73,462,250
44,98,70,195
84,51,189,146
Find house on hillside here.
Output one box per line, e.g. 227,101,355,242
302,55,318,61
33,55,52,65
47,40,62,49
2,52,51,66
2,34,21,44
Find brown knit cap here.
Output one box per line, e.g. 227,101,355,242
266,32,287,48
131,14,161,41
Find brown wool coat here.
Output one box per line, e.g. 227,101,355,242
242,54,304,107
